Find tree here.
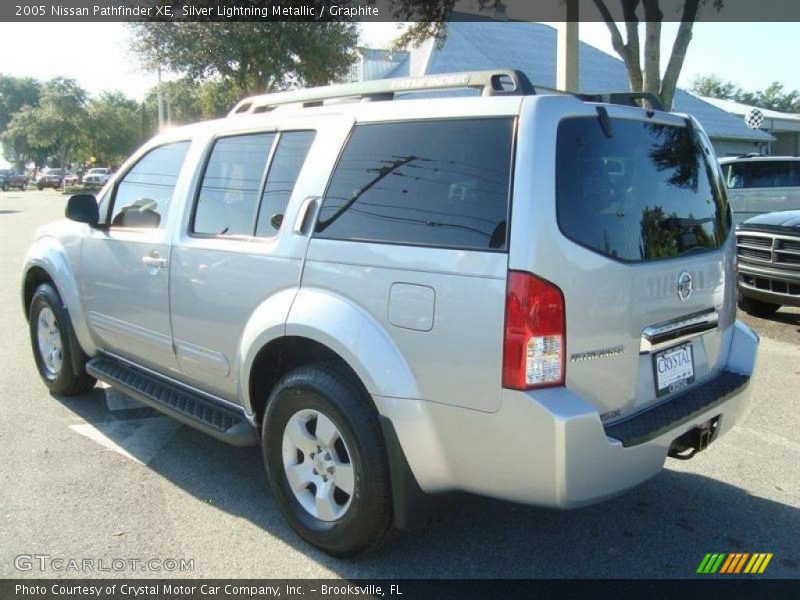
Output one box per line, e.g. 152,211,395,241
689,74,739,100
690,75,800,113
392,0,721,110
84,92,141,166
738,82,800,113
5,78,89,172
0,75,41,133
0,75,44,169
591,0,726,110
128,22,359,97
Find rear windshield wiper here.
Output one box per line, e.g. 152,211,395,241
596,107,613,138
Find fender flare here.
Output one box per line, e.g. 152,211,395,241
285,287,419,400
22,236,98,360
237,286,419,417
236,288,299,417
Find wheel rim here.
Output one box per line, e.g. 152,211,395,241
281,408,355,522
36,307,63,377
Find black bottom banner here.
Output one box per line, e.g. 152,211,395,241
2,579,798,600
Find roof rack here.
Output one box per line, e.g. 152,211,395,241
228,69,535,116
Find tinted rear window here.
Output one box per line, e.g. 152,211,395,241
315,118,514,251
557,117,728,262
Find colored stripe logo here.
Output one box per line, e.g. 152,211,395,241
697,553,773,574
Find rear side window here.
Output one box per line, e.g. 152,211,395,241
193,133,275,236
255,131,315,237
315,118,514,251
557,117,728,262
748,161,794,188
109,141,190,229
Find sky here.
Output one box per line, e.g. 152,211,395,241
0,21,798,101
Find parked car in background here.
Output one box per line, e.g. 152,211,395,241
736,210,800,316
36,168,63,190
0,169,29,191
721,156,800,225
64,171,82,186
82,168,111,186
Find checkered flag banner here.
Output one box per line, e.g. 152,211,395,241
745,107,764,129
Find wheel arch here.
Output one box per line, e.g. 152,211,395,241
22,237,97,358
239,286,419,423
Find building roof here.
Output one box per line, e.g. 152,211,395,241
698,96,800,133
401,21,774,143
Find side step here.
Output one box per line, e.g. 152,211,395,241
86,356,256,446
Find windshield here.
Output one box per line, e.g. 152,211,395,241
556,117,729,262
88,168,108,175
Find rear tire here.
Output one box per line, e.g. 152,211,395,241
737,291,780,317
1,182,7,191
262,362,394,557
37,184,43,191
29,284,96,396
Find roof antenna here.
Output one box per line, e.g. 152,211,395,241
596,106,613,138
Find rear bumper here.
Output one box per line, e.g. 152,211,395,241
376,320,758,508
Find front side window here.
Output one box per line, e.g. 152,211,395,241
315,118,514,251
724,162,747,189
557,117,728,262
110,141,190,229
193,133,275,236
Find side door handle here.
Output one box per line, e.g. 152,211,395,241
142,251,168,270
294,196,321,235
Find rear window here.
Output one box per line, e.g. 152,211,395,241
315,118,514,251
557,117,728,262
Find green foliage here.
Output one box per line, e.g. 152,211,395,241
737,82,800,113
4,77,89,171
84,92,142,166
0,74,41,132
141,78,238,127
689,74,739,100
128,22,359,96
691,74,800,113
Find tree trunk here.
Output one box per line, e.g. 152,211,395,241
660,0,700,110
641,0,662,98
593,0,643,92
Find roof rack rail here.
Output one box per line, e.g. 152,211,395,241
228,69,535,116
576,92,665,112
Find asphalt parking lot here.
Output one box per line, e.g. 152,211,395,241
1,190,798,579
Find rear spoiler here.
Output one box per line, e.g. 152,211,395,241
576,92,665,112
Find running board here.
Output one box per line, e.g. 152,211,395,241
86,356,256,446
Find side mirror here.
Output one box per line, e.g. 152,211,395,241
65,194,99,227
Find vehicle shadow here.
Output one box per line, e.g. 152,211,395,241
53,387,799,579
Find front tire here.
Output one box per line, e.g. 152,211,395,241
262,362,394,557
29,284,96,396
737,290,780,317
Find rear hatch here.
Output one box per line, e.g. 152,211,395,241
511,96,736,422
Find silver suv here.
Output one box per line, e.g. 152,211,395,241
22,71,758,557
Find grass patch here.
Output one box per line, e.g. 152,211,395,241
63,184,102,195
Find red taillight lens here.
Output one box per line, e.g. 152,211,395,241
502,271,566,390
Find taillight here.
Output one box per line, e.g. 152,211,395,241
502,271,566,390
